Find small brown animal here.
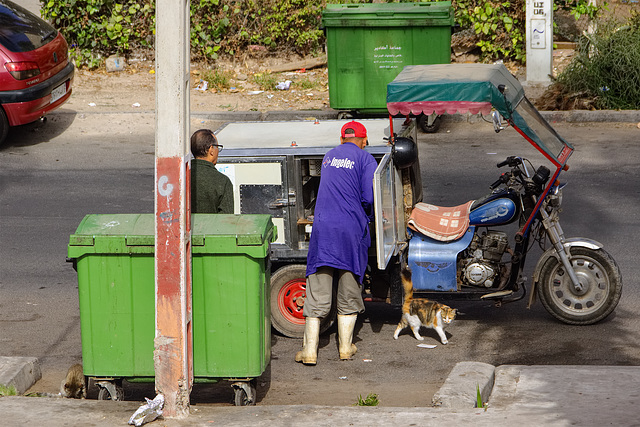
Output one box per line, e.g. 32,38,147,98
393,264,457,344
60,363,86,399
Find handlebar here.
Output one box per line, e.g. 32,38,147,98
492,157,552,196
490,172,510,190
497,156,521,168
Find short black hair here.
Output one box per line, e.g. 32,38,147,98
191,129,217,158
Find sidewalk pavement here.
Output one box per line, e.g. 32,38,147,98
2,356,640,426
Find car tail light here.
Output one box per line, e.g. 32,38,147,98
4,61,41,80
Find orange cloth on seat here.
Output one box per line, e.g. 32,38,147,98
408,201,474,242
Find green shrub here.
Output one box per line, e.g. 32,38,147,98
42,0,154,68
557,13,640,109
41,0,609,68
42,0,326,67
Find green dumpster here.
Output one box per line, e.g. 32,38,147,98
67,213,274,403
322,2,453,114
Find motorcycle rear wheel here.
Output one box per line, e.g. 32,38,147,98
537,247,622,325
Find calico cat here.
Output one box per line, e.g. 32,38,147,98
393,264,457,344
60,363,86,399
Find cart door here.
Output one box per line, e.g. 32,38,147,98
373,153,404,270
217,157,290,246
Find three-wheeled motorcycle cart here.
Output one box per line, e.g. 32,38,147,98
217,63,621,338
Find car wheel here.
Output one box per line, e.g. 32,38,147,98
270,265,336,338
0,107,8,145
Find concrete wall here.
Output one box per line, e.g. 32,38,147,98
20,0,42,16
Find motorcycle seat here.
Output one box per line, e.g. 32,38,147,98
408,201,475,242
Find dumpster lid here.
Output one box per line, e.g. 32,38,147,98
69,214,154,246
322,2,453,27
69,214,274,248
191,214,274,246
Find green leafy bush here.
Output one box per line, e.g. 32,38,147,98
41,0,610,68
450,0,525,62
42,0,154,67
42,0,326,67
556,13,640,109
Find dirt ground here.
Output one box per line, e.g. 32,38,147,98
65,54,331,115
65,48,583,117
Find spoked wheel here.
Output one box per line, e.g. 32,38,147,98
270,265,336,338
418,113,441,133
537,247,622,325
97,380,124,401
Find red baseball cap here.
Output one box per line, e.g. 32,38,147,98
341,121,367,138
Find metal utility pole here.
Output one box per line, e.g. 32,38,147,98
154,0,193,418
526,0,554,83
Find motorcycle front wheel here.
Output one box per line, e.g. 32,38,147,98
537,247,622,325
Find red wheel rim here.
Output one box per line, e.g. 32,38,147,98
277,278,306,325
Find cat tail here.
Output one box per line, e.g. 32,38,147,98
401,262,414,314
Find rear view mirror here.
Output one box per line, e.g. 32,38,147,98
492,110,507,133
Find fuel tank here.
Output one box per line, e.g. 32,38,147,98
469,191,520,226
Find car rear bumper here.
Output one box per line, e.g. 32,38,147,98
1,62,74,126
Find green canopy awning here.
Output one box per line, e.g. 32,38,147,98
387,64,525,118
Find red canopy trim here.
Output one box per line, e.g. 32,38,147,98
387,101,493,116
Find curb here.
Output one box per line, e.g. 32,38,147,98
0,356,42,395
195,109,640,123
53,109,640,124
192,109,341,122
431,361,495,409
540,110,640,123
485,365,522,408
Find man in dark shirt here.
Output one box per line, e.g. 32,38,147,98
190,129,234,214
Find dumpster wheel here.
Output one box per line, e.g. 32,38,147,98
418,113,442,133
96,380,124,401
270,264,336,338
232,379,257,406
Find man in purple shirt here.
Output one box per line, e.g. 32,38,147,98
296,121,377,365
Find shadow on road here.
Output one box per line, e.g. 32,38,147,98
1,111,76,149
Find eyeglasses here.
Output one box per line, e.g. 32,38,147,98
212,144,223,152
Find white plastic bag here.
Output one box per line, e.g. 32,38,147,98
128,394,164,426
276,80,292,90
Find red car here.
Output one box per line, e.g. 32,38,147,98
0,0,74,144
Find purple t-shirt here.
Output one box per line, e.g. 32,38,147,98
306,142,377,283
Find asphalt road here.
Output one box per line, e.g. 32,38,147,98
1,113,638,407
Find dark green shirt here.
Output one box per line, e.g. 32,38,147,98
191,158,234,214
